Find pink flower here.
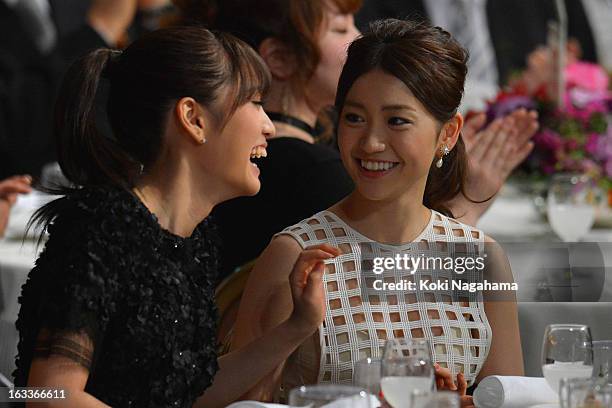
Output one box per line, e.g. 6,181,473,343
565,62,609,92
534,129,563,151
567,88,610,110
585,133,600,155
606,160,612,178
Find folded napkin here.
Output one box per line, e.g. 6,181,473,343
473,376,558,408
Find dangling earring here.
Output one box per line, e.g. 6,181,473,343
436,144,450,168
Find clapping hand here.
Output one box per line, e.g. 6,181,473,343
0,175,32,237
288,244,341,334
457,108,539,224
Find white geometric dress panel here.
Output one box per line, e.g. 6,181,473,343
276,210,491,387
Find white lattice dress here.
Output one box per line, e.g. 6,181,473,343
276,209,492,389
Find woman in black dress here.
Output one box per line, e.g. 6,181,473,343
13,26,340,407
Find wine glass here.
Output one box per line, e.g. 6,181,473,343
592,340,612,384
381,339,435,408
354,357,382,396
288,384,371,407
542,324,593,394
547,173,599,242
560,377,612,408
410,390,460,408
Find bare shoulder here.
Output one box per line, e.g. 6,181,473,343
251,234,304,280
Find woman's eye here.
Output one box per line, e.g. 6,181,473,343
388,117,411,126
252,100,263,107
332,27,348,34
344,113,363,123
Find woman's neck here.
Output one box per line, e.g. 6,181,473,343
264,83,320,144
333,190,432,244
133,163,216,238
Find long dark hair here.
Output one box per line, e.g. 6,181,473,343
335,19,483,217
30,26,270,236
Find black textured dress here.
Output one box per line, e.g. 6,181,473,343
12,187,219,407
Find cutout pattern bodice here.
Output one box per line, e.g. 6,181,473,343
277,210,491,388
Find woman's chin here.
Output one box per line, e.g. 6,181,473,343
355,186,392,202
243,178,261,197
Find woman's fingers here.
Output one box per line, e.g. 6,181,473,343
456,372,468,396
302,261,325,299
483,117,515,163
510,109,539,148
460,395,475,408
470,118,502,161
462,113,487,148
0,175,33,197
290,245,341,290
434,363,457,391
503,141,535,176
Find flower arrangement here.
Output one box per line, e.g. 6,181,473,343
487,61,612,190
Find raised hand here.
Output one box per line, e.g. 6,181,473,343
288,244,341,334
0,175,32,237
0,174,32,204
463,108,538,201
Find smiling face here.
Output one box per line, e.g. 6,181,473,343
338,69,450,202
201,95,274,198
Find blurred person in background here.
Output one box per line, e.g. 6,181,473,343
174,0,537,281
355,0,610,108
0,0,137,179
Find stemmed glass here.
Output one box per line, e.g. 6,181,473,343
560,377,612,408
288,384,371,407
410,390,460,408
381,339,435,408
354,357,382,396
547,173,599,242
542,324,593,395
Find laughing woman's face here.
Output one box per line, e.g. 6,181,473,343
337,69,443,203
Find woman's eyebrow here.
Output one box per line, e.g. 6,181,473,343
344,100,365,109
382,104,416,112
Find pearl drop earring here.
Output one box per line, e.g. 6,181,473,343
436,145,450,168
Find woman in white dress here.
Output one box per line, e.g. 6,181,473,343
232,19,524,405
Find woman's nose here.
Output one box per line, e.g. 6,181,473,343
262,112,276,138
360,132,386,153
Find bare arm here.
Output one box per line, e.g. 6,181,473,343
477,236,524,380
26,332,110,408
193,237,341,407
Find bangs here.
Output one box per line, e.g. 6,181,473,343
332,0,362,14
217,31,271,113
